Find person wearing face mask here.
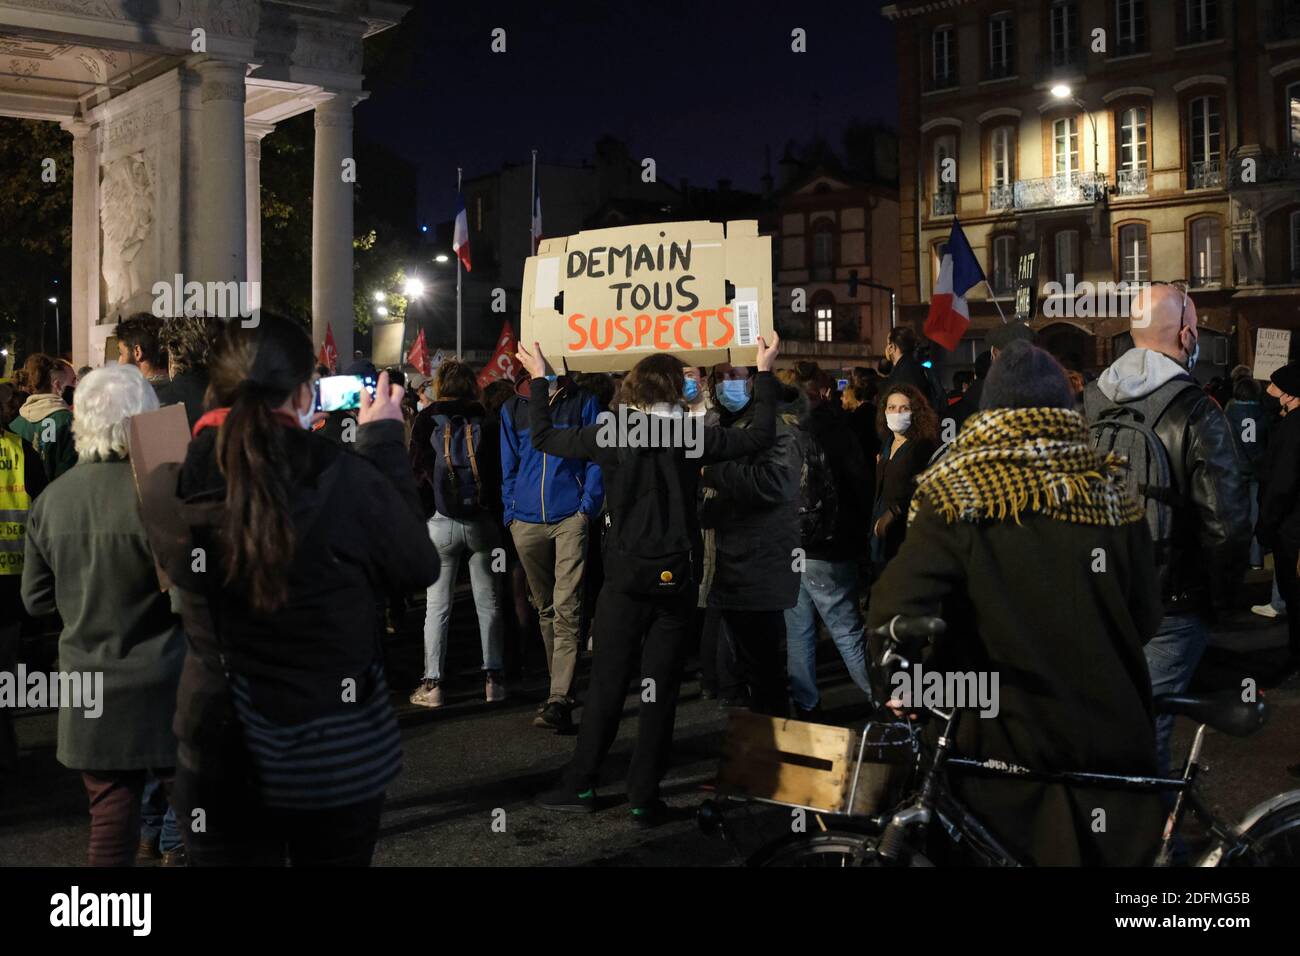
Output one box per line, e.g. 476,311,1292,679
870,384,939,568
1255,361,1300,670
1083,283,1250,778
139,314,439,865
698,362,803,717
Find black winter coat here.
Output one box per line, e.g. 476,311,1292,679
140,419,439,768
868,501,1165,866
1257,408,1300,551
803,399,872,562
873,433,938,561
699,386,803,611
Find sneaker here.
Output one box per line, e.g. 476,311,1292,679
534,700,573,731
536,785,596,814
409,679,443,708
135,836,161,865
1251,604,1283,619
630,799,673,829
485,671,507,703
160,845,188,867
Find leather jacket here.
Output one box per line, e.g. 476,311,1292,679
1085,375,1250,616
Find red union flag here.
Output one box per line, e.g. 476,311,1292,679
318,324,338,373
405,328,431,376
476,322,520,388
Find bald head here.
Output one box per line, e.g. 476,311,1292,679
1131,283,1198,364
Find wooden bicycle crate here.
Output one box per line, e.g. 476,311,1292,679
717,711,855,813
716,711,910,817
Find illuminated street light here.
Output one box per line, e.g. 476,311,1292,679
373,291,385,303
1050,83,1072,99
404,277,425,298
435,254,449,263
47,297,57,304
376,306,389,317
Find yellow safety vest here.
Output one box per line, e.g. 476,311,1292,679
0,429,32,576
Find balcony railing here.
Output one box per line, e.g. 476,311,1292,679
932,188,956,216
1190,159,1224,189
988,183,1014,209
1189,273,1224,289
1115,168,1148,196
1228,149,1300,189
1003,172,1108,210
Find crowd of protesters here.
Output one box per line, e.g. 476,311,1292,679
0,279,1294,865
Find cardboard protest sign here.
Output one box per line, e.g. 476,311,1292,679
127,402,191,591
1253,328,1291,381
521,220,773,373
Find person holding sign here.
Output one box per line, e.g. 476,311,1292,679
517,335,782,827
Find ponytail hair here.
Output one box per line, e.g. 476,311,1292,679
207,316,314,614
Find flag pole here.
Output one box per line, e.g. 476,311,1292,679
530,149,537,254
983,281,1010,324
456,166,463,359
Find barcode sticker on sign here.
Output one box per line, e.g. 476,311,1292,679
734,287,759,346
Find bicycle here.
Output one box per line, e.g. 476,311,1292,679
700,615,1300,867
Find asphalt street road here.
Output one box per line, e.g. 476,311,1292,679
2,585,1298,867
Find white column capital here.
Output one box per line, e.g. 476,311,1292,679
191,56,247,103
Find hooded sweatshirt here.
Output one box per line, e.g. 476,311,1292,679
1095,347,1188,404
9,393,76,482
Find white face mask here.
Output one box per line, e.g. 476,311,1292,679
886,411,912,434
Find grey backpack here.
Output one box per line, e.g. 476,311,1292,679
1086,380,1200,567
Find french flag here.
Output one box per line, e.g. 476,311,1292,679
925,219,986,352
452,192,472,272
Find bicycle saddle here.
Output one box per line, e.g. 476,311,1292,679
1152,693,1267,737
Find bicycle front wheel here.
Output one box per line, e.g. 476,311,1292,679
747,829,932,867
1209,797,1300,866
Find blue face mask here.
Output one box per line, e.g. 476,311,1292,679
717,379,751,413
544,373,558,385
683,378,700,402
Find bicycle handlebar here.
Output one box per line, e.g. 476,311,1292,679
869,615,947,643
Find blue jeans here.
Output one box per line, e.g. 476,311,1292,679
784,559,874,710
140,773,181,853
423,513,504,681
1145,613,1209,778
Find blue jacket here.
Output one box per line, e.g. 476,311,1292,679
501,383,604,524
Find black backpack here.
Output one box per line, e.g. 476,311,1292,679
430,412,485,518
1087,380,1200,568
602,441,694,597
795,427,838,549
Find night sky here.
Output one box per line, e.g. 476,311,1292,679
355,0,900,225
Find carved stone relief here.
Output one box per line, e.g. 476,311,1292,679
100,150,155,319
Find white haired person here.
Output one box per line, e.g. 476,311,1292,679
21,364,185,866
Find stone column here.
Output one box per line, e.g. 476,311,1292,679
63,120,99,367
194,58,247,293
312,93,356,362
245,123,274,316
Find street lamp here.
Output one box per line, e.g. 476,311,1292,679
1051,84,1101,193
404,277,425,299
434,254,449,263
373,291,385,303
47,296,60,356
376,306,388,317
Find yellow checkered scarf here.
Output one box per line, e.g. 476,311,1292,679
909,407,1143,528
